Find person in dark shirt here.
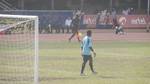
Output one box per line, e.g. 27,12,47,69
68,15,81,42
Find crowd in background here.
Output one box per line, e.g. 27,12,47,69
46,7,137,34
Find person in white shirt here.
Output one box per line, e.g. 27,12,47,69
65,17,72,33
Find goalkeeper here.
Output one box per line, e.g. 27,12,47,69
80,30,97,76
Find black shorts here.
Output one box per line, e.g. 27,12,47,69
82,55,92,62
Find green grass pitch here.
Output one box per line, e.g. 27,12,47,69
39,41,150,84
0,39,150,84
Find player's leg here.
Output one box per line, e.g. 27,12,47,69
69,28,76,41
120,26,124,35
76,31,81,42
69,32,76,41
80,55,88,75
89,55,97,74
89,55,94,72
115,27,119,34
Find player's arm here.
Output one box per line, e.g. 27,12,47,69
88,38,96,57
81,41,83,56
81,46,83,51
89,47,96,57
81,41,83,50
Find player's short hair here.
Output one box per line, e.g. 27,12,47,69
87,30,92,36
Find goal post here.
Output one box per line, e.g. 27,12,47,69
0,14,39,84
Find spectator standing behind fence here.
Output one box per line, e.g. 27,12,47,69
48,23,52,33
122,8,129,15
65,17,72,33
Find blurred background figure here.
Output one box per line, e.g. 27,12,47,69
65,17,72,33
69,15,81,42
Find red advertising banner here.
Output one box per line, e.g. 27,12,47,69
83,15,96,24
83,15,113,25
83,15,97,28
83,15,150,29
117,15,150,28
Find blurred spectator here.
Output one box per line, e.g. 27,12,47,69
112,8,117,16
48,23,52,33
100,10,107,24
96,11,101,25
129,8,134,15
105,10,111,24
76,9,82,16
65,17,72,33
122,7,134,15
73,9,82,19
122,8,129,15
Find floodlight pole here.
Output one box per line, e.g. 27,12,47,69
81,0,84,10
138,0,141,10
110,0,113,9
147,0,150,32
148,0,150,16
18,0,24,9
51,0,54,10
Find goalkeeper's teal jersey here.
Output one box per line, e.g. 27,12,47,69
81,36,92,55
